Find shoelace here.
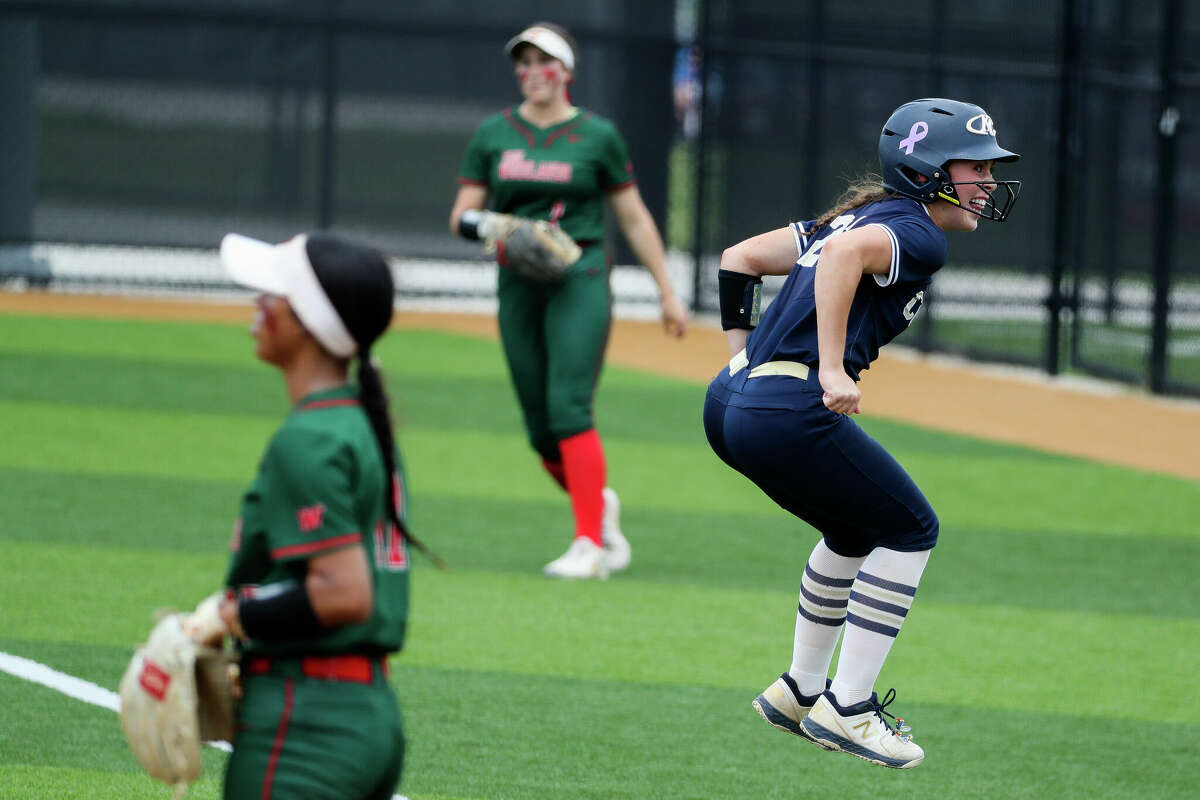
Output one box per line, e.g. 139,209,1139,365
872,688,915,743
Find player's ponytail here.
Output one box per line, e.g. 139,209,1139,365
356,352,400,526
811,174,896,231
305,232,445,568
356,346,446,569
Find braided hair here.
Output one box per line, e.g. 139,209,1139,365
305,233,443,567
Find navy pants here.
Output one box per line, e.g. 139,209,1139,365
703,363,938,558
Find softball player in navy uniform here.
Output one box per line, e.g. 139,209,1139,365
449,22,688,579
703,99,1020,768
196,232,410,799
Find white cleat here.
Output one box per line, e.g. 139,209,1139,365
800,689,924,769
751,674,832,748
600,487,631,573
543,537,609,580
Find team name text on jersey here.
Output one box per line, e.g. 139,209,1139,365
498,149,573,183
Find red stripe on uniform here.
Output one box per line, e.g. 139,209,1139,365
456,177,488,186
261,678,294,800
297,398,360,412
503,108,536,148
544,120,582,148
271,532,362,559
604,179,636,193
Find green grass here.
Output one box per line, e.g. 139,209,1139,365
0,312,1197,799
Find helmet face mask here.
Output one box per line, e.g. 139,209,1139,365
936,176,1021,223
879,98,1022,222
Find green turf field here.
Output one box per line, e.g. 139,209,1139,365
1,311,1197,799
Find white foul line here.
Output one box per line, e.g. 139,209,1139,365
0,649,412,798
0,651,121,712
0,650,232,752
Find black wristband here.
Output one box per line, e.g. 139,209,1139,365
457,209,484,241
718,269,763,330
237,580,326,643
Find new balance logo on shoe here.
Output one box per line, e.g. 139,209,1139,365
799,690,924,769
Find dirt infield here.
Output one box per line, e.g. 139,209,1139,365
4,291,1197,481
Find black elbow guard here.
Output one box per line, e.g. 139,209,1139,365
718,269,763,330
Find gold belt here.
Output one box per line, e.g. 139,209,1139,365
728,349,811,381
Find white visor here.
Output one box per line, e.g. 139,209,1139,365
505,26,575,71
219,233,357,359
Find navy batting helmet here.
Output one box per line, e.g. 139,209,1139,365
879,98,1021,222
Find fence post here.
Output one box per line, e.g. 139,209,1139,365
0,18,34,245
1066,0,1093,372
913,0,947,354
0,18,47,285
1046,0,1082,376
689,0,711,313
800,0,825,222
1148,0,1181,394
317,0,339,230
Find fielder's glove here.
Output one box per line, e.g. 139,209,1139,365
463,210,582,283
118,609,236,797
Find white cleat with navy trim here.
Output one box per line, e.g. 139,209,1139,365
800,689,924,769
543,537,609,580
751,674,832,748
600,487,631,573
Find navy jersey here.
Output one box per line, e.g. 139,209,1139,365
745,196,947,380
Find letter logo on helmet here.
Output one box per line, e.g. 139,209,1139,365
878,98,1022,221
965,113,997,136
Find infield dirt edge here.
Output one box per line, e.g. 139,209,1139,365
3,291,1196,481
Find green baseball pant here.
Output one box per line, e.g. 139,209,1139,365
497,244,611,460
224,664,403,800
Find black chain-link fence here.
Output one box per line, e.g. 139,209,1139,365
1,0,1197,396
688,0,1200,397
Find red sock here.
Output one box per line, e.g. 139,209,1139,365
540,457,568,491
558,429,606,546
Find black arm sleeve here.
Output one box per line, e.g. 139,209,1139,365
238,581,327,643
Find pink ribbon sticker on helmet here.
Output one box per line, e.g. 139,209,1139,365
898,121,929,155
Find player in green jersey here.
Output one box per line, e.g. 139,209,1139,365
198,232,410,799
449,21,689,580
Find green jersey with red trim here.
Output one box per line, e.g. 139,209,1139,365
458,105,635,243
224,384,409,658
